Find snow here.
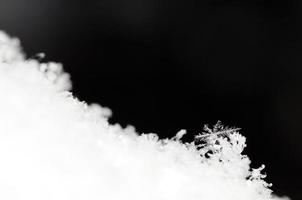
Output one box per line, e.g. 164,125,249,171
0,31,289,200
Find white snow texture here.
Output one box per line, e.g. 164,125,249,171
0,31,289,200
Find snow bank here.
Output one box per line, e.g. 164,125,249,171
0,31,289,200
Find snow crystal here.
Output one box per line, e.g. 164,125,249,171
0,31,289,200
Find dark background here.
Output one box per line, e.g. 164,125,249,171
0,0,301,198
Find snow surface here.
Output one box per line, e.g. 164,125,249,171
0,31,290,200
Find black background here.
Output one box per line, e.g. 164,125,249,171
0,0,301,198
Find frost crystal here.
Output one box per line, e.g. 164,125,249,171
0,31,289,200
